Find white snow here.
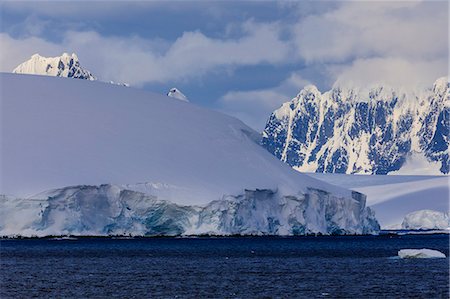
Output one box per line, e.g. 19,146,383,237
1,73,349,204
265,76,448,175
167,88,189,102
390,153,442,175
0,73,378,236
398,249,446,259
401,210,449,230
13,53,96,80
307,173,449,229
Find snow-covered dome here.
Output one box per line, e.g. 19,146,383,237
0,73,379,236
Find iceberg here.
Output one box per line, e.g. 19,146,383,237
398,249,446,259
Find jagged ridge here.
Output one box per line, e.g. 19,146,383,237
13,53,96,80
262,77,449,174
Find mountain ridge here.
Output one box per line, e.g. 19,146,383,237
262,77,449,175
13,53,96,80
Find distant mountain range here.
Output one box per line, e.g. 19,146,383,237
12,53,448,175
262,77,449,175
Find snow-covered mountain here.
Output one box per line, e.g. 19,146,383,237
167,88,189,102
262,77,449,174
13,53,96,80
0,73,379,236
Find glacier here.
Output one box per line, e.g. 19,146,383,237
0,73,379,236
307,173,449,229
401,210,449,231
0,185,378,237
262,77,449,174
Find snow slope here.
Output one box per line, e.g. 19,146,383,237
0,73,378,236
307,173,449,229
13,53,96,80
262,77,449,174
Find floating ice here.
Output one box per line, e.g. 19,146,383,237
398,249,446,259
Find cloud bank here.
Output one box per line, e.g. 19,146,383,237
1,21,292,86
1,1,447,130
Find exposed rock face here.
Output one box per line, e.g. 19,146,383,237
262,77,449,174
167,88,189,102
13,53,96,80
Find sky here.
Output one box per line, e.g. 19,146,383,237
0,0,448,130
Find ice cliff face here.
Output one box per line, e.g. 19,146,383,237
13,53,96,80
401,210,449,230
0,185,379,237
262,77,449,174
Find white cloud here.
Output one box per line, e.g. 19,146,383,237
293,1,448,88
162,21,291,74
219,72,311,130
1,1,447,131
218,0,448,130
0,1,160,19
294,1,447,63
0,34,64,72
331,57,447,90
3,2,446,89
1,21,292,86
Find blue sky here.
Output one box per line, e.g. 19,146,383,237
0,1,447,130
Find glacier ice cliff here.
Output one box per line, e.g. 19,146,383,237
0,185,379,237
0,73,380,237
401,210,449,230
262,77,449,174
306,173,449,229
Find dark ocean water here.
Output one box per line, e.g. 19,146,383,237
1,234,449,298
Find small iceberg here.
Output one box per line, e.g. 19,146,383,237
398,249,446,259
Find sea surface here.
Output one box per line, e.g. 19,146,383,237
1,234,449,298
